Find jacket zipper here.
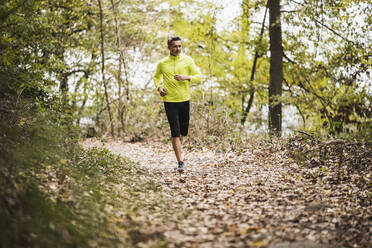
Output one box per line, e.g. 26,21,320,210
174,58,176,75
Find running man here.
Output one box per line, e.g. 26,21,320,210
154,36,202,172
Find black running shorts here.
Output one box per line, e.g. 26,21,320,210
164,101,190,137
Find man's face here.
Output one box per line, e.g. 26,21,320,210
168,40,182,56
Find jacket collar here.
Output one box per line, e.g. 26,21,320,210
169,54,182,60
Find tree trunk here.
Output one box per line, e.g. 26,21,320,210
241,2,268,126
97,0,115,137
268,0,283,134
60,71,69,105
110,0,126,136
122,55,131,101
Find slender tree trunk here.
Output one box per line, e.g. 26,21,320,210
241,2,269,126
268,0,283,134
97,0,115,137
59,66,73,125
58,50,69,108
76,51,96,125
110,0,126,136
60,72,69,104
77,81,88,125
122,55,131,101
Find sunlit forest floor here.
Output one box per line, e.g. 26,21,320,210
81,138,371,248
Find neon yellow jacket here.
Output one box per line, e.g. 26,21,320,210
154,54,202,102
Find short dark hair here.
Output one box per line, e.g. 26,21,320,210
167,36,182,46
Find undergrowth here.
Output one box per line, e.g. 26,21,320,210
0,97,173,247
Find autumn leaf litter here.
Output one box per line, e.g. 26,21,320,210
82,138,371,248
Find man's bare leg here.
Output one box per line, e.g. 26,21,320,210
171,137,182,163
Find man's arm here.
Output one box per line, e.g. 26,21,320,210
153,62,162,89
174,75,191,81
174,59,202,83
188,59,202,83
154,62,167,96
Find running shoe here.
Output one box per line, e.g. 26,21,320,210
177,161,185,173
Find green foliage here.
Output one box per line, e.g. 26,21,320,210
0,94,171,246
4,0,369,139
99,0,370,140
0,1,173,246
282,0,371,136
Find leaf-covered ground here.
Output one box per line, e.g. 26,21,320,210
82,138,371,248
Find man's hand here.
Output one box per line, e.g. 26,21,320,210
174,75,191,81
157,86,167,96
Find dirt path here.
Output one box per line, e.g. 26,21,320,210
82,139,370,248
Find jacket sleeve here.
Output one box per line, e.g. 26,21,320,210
189,59,202,84
153,62,162,89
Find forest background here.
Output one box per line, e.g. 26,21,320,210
0,0,371,247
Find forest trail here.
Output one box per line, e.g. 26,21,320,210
82,139,369,248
